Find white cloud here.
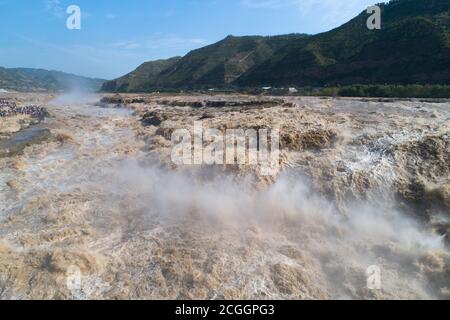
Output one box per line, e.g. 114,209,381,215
45,0,64,18
145,36,208,49
241,0,388,29
112,41,142,50
112,36,208,51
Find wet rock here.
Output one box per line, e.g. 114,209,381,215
101,95,146,105
205,99,283,108
141,111,167,127
394,135,450,216
199,113,215,120
281,129,337,151
100,95,124,104
0,127,51,158
155,127,176,140
46,250,101,274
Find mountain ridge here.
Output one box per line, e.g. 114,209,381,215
101,0,450,92
0,67,105,93
102,34,308,92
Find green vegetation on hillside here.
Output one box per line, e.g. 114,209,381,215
0,67,104,92
102,0,450,96
236,0,450,87
289,84,450,98
102,34,308,92
101,57,181,92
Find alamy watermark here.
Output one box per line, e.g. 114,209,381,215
66,5,81,30
171,121,280,176
66,265,110,299
66,265,82,295
65,4,380,31
366,265,382,290
367,5,381,30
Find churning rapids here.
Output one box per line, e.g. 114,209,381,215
0,94,449,299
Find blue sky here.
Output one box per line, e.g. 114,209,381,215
0,0,383,79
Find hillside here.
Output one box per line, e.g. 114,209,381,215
102,34,308,92
101,57,181,92
103,0,450,92
153,34,308,88
237,0,450,86
0,67,105,93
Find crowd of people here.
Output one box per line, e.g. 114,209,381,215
0,99,47,118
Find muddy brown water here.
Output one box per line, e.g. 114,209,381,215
0,97,449,300
0,125,51,157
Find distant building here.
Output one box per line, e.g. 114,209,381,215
289,87,298,93
262,87,272,90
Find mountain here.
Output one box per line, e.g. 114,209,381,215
152,34,308,88
103,0,450,92
102,34,308,91
0,67,105,92
237,0,450,87
101,57,181,92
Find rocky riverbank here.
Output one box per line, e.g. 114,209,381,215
0,96,49,144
